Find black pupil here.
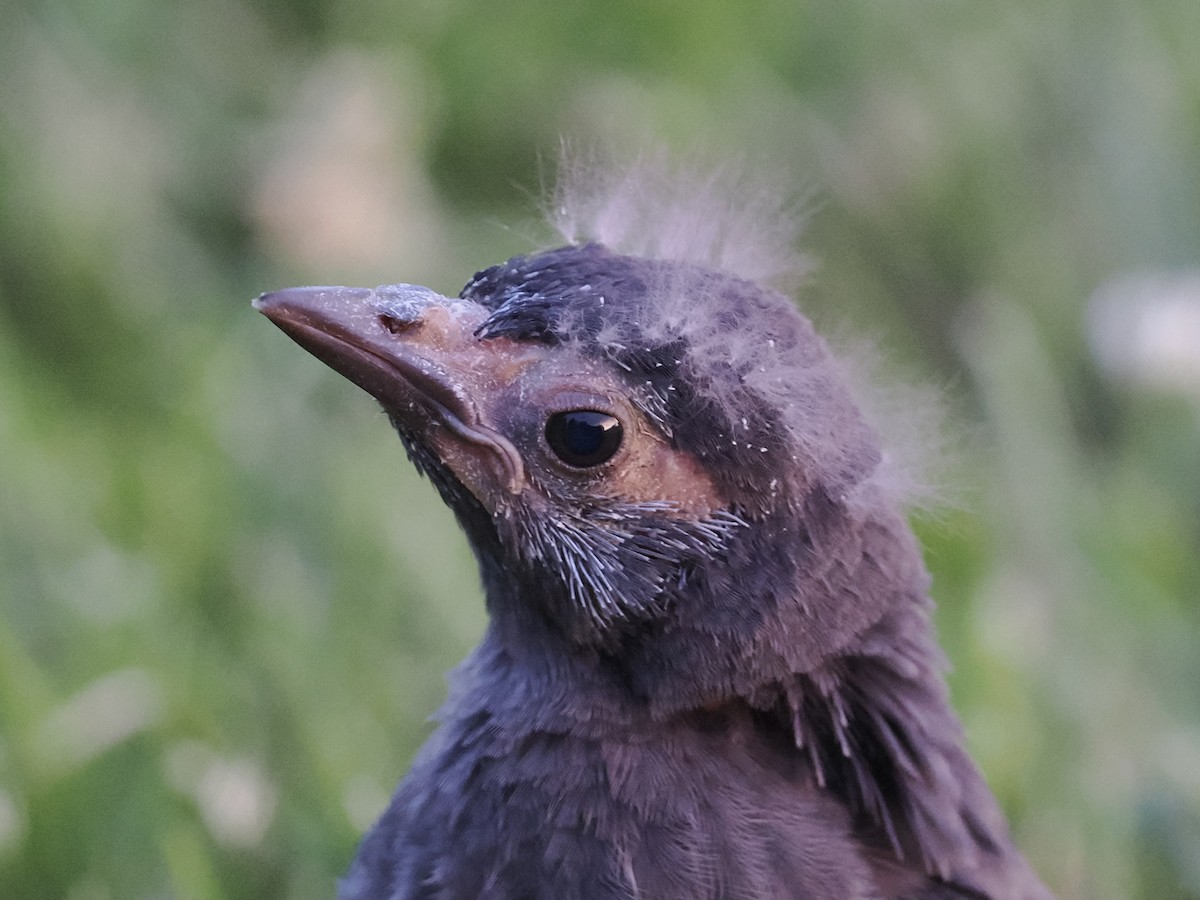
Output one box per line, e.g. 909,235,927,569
545,410,623,468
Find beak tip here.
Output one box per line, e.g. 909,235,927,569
252,288,307,319
252,288,352,329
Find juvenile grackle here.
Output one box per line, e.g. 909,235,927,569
255,159,1053,899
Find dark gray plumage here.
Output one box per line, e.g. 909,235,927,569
255,160,1052,900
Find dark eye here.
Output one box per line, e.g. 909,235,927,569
544,410,624,468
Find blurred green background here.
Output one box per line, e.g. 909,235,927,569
2,1,1199,897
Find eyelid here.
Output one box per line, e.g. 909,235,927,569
541,390,626,419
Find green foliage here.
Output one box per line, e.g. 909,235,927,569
1,1,1198,897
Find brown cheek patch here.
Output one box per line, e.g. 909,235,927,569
610,425,727,516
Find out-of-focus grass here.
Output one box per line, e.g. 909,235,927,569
1,2,1197,898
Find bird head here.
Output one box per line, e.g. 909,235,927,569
256,237,926,712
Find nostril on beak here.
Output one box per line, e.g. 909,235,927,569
378,313,422,335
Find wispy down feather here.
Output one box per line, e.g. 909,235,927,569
549,145,812,289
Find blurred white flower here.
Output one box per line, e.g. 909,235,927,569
166,741,278,848
195,757,278,848
1088,271,1200,399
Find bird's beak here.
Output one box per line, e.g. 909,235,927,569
254,284,526,496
